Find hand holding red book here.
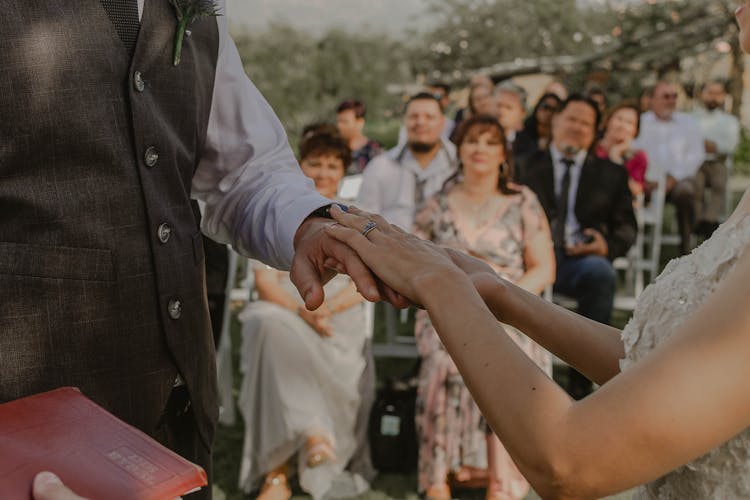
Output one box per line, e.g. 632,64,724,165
0,387,207,500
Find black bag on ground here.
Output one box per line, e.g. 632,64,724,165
368,373,419,473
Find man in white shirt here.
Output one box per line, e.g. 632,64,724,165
633,81,706,254
692,81,741,237
357,93,458,230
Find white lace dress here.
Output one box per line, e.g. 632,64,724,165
620,213,750,499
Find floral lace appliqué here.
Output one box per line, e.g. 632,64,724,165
620,214,750,499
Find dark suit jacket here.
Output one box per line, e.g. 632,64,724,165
0,1,220,451
518,150,637,261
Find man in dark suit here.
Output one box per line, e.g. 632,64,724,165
1,2,405,499
518,94,637,398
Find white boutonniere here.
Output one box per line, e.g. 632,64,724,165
169,0,221,66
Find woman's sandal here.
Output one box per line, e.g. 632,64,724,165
304,435,337,468
424,482,452,500
258,468,291,500
486,478,528,500
485,480,505,500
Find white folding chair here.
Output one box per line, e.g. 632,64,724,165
338,174,363,201
636,172,668,290
372,304,418,358
216,249,240,426
724,156,735,221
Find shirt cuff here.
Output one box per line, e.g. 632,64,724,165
276,193,333,269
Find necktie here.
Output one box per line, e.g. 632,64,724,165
99,0,141,56
553,158,575,248
414,176,427,209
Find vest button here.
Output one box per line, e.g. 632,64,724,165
157,223,172,243
144,146,159,167
133,71,145,92
167,299,182,320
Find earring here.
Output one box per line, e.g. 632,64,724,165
499,161,510,177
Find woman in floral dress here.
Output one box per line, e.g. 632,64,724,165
413,115,555,500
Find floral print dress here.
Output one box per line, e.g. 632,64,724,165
412,183,553,493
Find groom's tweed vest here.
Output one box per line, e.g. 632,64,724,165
0,1,220,448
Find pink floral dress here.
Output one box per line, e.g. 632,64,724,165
412,182,552,493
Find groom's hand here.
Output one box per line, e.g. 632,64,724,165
291,216,410,310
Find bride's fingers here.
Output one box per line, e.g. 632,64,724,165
330,206,390,241
325,223,379,260
379,282,416,309
330,204,373,231
345,205,375,218
390,224,409,235
333,205,400,237
327,224,417,305
346,206,395,232
366,213,398,235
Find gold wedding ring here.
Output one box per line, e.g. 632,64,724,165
361,219,378,237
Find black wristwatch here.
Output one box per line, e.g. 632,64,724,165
309,203,348,219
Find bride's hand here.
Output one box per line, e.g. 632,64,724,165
441,247,512,311
326,205,466,305
442,247,495,277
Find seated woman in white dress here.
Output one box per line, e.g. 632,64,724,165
237,130,370,500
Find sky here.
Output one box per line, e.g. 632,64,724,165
225,0,430,37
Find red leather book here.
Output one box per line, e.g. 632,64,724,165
0,387,207,500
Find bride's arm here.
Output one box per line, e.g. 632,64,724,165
327,207,750,499
446,248,624,384
449,250,750,498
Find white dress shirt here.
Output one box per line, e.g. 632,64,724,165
356,139,457,230
692,106,740,160
632,111,706,182
550,144,587,244
136,0,330,270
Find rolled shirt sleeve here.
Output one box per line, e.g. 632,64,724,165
191,6,329,270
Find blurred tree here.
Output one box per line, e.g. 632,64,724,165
412,0,614,81
413,0,743,115
233,23,412,147
602,0,741,111
231,0,744,142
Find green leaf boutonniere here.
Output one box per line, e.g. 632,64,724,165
169,0,221,66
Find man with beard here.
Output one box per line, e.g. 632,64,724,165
692,81,740,238
357,93,457,230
